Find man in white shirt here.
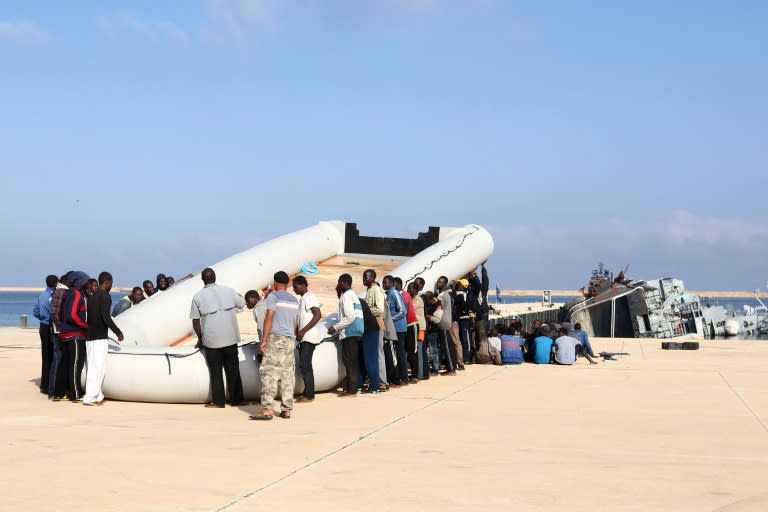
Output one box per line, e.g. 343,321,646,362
292,275,323,403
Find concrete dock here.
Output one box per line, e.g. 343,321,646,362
1,327,767,511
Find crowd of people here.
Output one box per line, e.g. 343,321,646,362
491,319,598,366
32,263,596,415
32,271,124,405
111,273,177,316
190,265,493,419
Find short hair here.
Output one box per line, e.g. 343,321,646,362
143,280,153,287
558,327,568,336
394,277,403,287
363,269,376,279
132,286,143,294
407,282,418,292
438,275,448,282
292,275,308,287
415,277,425,286
383,275,394,284
245,290,259,302
201,268,216,284
274,271,289,284
574,322,582,330
339,273,352,287
45,275,58,288
87,278,98,286
59,273,70,286
98,271,113,285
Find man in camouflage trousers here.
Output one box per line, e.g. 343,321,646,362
250,271,299,421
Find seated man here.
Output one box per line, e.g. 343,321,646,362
533,324,554,364
475,328,502,365
553,327,578,365
499,326,524,365
554,327,598,365
573,322,597,358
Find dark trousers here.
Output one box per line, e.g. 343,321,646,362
406,324,419,379
341,337,360,394
393,331,408,384
65,337,86,400
203,344,243,407
38,324,52,392
298,342,316,399
438,329,456,372
359,329,381,392
49,335,67,397
459,318,475,364
426,331,439,374
383,339,397,384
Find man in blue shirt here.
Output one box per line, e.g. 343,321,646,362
383,275,409,387
32,275,58,394
533,324,554,364
574,322,598,358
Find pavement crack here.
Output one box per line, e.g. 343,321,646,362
718,371,768,434
213,367,504,512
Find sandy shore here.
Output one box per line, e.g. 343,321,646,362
2,327,767,511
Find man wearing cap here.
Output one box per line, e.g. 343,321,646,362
190,267,246,408
251,271,299,420
454,278,475,365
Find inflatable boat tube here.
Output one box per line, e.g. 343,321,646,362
113,221,346,347
103,223,494,403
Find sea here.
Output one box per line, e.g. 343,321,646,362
3,291,763,329
1,291,125,329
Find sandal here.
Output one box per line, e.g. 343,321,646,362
279,411,291,419
249,413,274,421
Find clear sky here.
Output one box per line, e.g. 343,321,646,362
1,1,766,291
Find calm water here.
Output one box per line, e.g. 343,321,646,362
1,291,124,328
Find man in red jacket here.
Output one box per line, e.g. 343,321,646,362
59,271,90,402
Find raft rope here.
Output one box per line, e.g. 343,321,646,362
400,225,480,285
106,334,341,375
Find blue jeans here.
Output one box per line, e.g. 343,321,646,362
426,331,440,373
582,338,596,357
359,329,381,392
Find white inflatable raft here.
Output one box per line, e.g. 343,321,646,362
103,222,494,403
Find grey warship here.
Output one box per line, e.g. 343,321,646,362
567,264,765,339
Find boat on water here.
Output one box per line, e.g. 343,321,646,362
567,264,766,339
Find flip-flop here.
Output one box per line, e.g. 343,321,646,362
249,414,273,421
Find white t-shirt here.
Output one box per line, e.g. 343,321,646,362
298,291,322,344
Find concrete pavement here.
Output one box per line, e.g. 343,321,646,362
1,328,767,511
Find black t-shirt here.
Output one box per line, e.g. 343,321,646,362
360,299,379,332
86,289,123,341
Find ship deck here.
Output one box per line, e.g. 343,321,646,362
1,328,767,511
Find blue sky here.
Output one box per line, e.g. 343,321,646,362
1,0,766,290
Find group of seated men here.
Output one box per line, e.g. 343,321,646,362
491,319,598,365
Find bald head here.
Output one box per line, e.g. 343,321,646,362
201,268,216,285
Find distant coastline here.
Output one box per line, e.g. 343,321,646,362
2,286,766,299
